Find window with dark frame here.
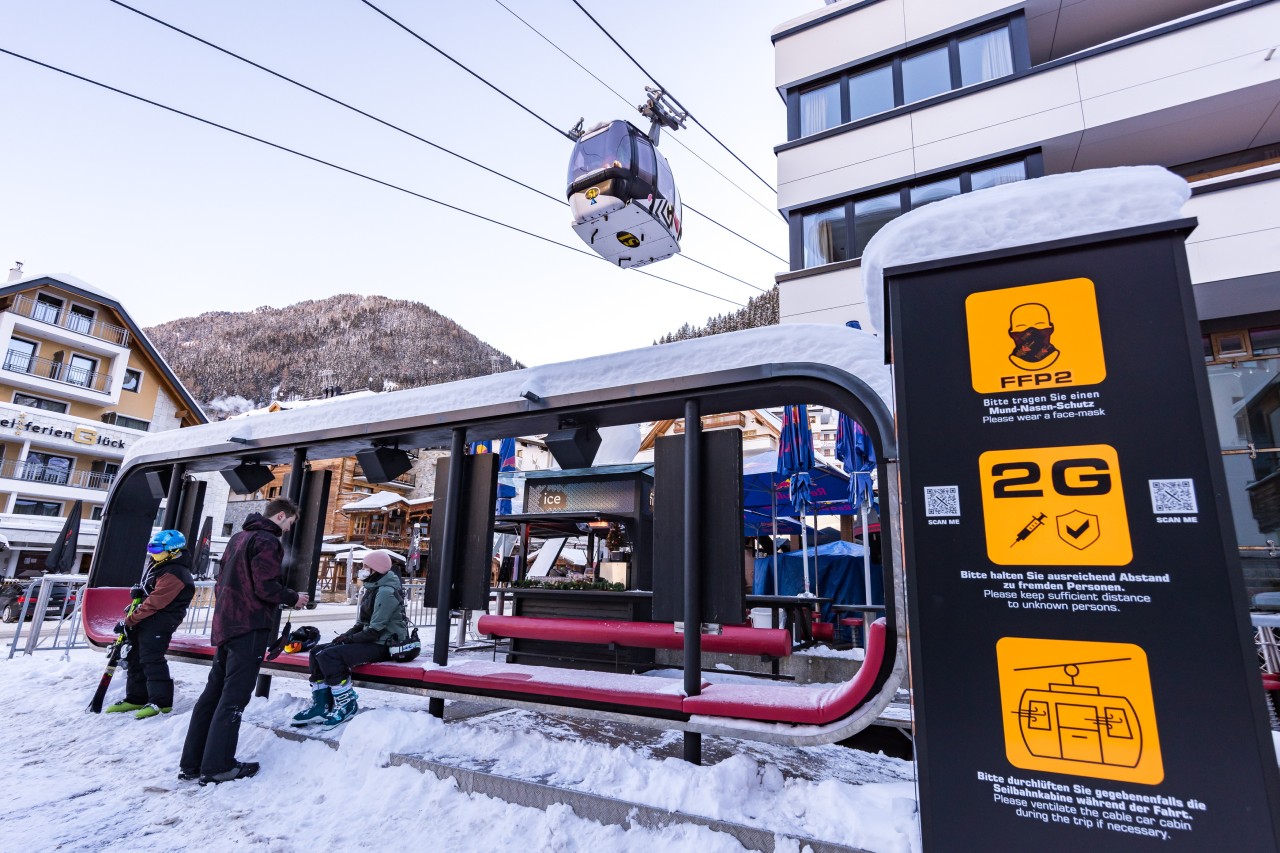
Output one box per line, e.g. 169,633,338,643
12,392,68,414
122,368,142,393
790,156,1032,269
787,19,1022,140
14,498,62,517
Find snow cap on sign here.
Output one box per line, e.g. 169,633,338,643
861,166,1191,335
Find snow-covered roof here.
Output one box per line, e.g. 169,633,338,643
122,323,893,466
341,491,406,512
5,270,119,302
235,389,381,418
861,166,1191,334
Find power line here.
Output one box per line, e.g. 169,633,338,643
106,0,564,206
0,46,745,308
490,0,784,227
355,0,783,268
567,0,778,196
358,0,573,140
104,0,772,293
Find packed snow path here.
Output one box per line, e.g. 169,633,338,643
6,653,919,853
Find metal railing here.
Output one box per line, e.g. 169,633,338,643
179,581,216,634
8,294,130,347
6,573,90,659
2,350,112,393
0,457,116,490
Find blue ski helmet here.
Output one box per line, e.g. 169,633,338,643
147,529,186,556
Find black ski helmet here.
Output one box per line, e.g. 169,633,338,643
283,625,321,655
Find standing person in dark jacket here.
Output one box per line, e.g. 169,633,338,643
179,498,308,785
290,549,408,730
105,529,196,719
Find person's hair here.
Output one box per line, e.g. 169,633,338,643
265,497,300,519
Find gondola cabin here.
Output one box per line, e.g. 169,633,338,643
567,120,682,269
1016,668,1143,768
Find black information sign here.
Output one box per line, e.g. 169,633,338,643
887,221,1280,851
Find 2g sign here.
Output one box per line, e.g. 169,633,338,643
979,444,1132,566
990,457,1112,498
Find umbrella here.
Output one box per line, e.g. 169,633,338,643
191,515,214,579
837,413,878,608
777,405,816,596
496,437,518,516
46,500,82,573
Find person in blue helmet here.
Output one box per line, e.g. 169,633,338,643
105,529,196,719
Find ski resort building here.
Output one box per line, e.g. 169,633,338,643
771,0,1280,594
0,265,205,576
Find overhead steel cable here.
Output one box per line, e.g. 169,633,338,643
0,46,744,308
103,0,770,293
490,0,785,229
106,0,565,206
567,0,779,197
358,0,574,140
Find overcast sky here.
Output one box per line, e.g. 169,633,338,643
0,0,818,368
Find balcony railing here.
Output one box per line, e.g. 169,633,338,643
2,350,112,393
0,458,116,490
7,294,130,347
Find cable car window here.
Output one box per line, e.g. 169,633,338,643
567,122,632,185
1027,699,1050,730
636,138,657,187
656,156,675,201
1103,707,1133,739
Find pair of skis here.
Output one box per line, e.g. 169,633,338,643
86,594,142,713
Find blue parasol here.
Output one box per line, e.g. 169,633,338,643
837,412,878,608
778,404,816,595
496,438,517,516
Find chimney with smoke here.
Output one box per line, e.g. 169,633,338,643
7,262,23,282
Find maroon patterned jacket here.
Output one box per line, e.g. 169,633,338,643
211,513,300,646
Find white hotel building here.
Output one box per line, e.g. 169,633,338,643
771,0,1280,593
0,267,205,577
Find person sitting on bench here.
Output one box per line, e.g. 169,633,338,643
290,550,408,730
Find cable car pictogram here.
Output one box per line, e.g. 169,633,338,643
566,88,685,269
1012,657,1144,768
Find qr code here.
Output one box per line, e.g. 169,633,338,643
1149,479,1198,514
924,485,960,517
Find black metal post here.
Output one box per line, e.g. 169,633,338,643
429,427,468,718
160,462,186,529
682,398,702,765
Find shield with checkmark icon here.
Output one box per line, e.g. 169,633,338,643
1055,509,1100,550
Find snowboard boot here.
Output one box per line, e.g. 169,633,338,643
320,682,358,730
105,700,147,714
135,704,171,719
198,761,260,786
290,684,333,727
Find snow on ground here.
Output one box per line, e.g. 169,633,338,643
4,651,920,853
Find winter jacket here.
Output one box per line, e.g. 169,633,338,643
342,571,410,646
125,551,195,629
211,513,300,647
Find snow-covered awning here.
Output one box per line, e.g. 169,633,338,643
341,492,406,512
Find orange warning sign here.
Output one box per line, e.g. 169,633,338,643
997,637,1163,785
966,278,1107,394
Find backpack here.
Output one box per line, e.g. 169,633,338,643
387,586,421,662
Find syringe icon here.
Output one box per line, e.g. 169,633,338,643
1011,513,1048,547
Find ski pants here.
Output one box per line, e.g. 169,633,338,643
123,614,180,708
180,628,268,776
308,641,390,686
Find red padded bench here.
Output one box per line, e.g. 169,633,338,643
83,586,890,728
683,619,887,723
476,615,792,658
421,660,706,714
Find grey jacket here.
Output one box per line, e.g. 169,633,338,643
345,571,410,646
